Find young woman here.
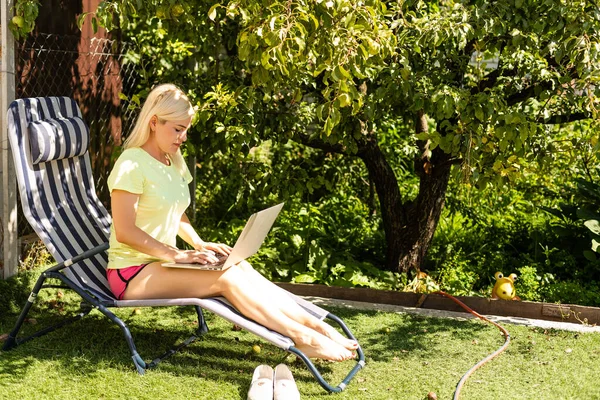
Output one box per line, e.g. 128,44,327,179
106,84,357,361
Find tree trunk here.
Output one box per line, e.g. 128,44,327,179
357,113,452,272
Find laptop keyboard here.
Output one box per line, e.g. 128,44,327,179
208,253,228,266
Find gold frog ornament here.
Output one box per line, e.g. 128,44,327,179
492,272,520,300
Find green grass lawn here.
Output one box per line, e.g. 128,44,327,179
1,269,600,400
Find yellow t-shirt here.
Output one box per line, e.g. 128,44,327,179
107,147,193,270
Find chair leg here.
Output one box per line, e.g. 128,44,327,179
2,272,92,351
94,304,210,374
144,306,209,370
2,289,39,351
95,303,148,374
194,306,209,336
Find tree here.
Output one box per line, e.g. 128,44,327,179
92,0,599,272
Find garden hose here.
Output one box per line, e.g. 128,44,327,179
433,291,511,400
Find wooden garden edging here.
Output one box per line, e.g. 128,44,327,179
276,283,600,326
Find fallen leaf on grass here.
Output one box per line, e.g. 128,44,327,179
0,333,9,342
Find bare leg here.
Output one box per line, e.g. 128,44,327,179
236,261,358,350
123,262,354,361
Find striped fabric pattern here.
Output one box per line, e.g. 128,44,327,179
7,97,114,300
7,97,329,351
29,116,90,164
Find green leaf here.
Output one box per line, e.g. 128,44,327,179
584,220,600,235
77,12,90,30
260,51,272,68
475,106,484,122
324,116,334,135
316,104,325,120
577,208,600,221
400,68,410,81
338,65,352,79
293,88,303,103
583,250,597,261
593,239,600,253
208,4,218,21
330,106,341,127
309,14,319,30
414,132,429,141
291,234,303,249
293,274,316,283
338,93,351,107
331,66,341,81
313,64,328,77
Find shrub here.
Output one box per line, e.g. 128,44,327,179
514,265,543,302
541,281,600,307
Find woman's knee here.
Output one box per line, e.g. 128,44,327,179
237,260,255,272
217,264,251,293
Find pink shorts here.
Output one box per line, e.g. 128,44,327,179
106,264,148,300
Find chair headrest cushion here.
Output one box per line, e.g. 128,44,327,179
29,116,90,164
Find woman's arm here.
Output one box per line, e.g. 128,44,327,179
112,189,218,264
178,213,206,250
178,213,232,256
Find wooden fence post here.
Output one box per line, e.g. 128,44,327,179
1,0,19,279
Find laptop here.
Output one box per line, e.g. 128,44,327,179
161,202,284,271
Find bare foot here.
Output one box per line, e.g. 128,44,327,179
316,323,359,351
295,332,355,361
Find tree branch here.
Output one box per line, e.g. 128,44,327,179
471,68,502,95
506,81,556,106
538,112,593,124
293,131,349,154
472,53,578,99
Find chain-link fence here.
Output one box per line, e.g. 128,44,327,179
14,32,140,239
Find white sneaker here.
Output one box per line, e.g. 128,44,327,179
247,365,274,400
273,364,300,400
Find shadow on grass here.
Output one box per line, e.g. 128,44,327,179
1,285,490,397
0,269,36,320
329,307,490,363
1,302,329,398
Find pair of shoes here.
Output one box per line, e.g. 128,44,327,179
247,364,300,400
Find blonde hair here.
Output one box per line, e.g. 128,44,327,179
124,83,195,174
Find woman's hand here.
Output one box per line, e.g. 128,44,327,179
173,249,221,265
197,242,232,257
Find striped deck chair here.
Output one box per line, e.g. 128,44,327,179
2,97,365,392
